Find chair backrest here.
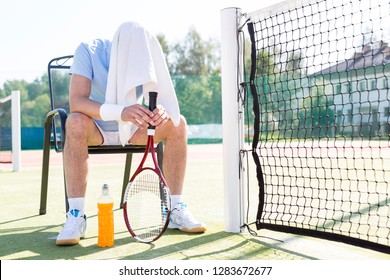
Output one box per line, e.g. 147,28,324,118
48,56,73,113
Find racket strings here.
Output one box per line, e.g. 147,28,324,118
125,170,170,242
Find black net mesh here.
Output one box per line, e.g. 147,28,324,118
245,0,389,253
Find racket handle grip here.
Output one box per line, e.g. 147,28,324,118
149,91,158,130
149,91,158,111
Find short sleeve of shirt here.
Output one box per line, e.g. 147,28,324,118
69,42,94,80
68,39,111,104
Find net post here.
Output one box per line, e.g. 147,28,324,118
221,7,245,233
11,90,21,172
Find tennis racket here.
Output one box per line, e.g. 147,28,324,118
123,91,171,243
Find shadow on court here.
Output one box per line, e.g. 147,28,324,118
0,204,387,260
0,213,312,260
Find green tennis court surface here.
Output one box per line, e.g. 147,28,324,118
0,144,388,260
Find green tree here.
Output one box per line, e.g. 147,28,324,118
1,77,51,127
26,78,48,101
173,76,210,124
156,33,170,66
167,27,221,125
21,95,48,127
0,87,5,99
2,80,29,102
170,27,220,76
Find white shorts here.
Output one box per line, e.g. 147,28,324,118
94,121,139,146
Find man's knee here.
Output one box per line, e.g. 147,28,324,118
66,112,93,136
170,115,187,138
156,115,187,143
177,115,187,133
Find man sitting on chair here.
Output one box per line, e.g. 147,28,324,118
56,22,206,246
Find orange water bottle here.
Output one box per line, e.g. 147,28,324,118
97,184,114,247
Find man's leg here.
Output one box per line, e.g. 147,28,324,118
56,112,103,246
130,115,187,195
63,112,103,198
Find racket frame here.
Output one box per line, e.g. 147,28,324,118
122,92,171,243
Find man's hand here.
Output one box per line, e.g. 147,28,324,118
151,105,170,128
121,104,169,129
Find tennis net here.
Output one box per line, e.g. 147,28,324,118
243,0,389,253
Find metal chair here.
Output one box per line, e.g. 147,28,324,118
39,55,163,215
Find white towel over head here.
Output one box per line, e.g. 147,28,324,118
105,21,180,146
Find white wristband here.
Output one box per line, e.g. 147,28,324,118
100,104,125,121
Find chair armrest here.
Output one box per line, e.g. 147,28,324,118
44,108,68,152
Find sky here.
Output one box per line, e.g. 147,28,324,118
0,0,285,87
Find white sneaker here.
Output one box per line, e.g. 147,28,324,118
56,209,87,246
168,202,206,233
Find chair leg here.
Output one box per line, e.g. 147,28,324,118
39,122,54,215
39,145,50,215
120,153,133,208
156,142,164,173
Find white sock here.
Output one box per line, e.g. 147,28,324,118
68,197,85,214
170,195,182,207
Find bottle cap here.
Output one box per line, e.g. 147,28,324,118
102,184,109,195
